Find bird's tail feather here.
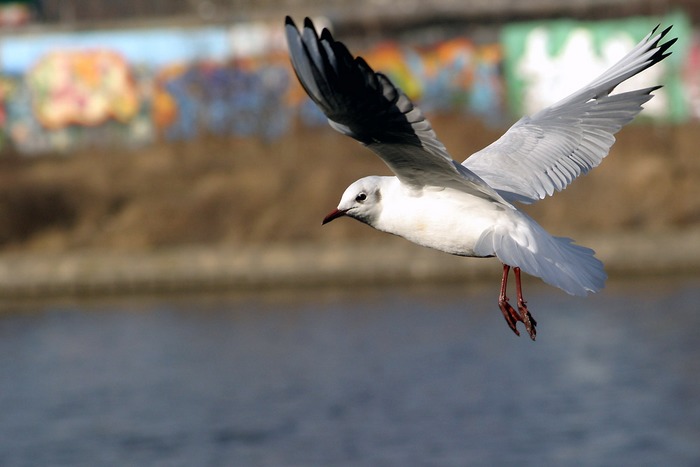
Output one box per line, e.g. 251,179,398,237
475,212,607,296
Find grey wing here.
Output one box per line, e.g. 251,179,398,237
285,16,507,204
463,25,676,204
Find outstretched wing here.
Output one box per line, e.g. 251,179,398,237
285,16,507,204
463,25,676,204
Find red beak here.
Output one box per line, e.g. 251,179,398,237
322,208,347,225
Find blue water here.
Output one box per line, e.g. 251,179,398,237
0,277,699,466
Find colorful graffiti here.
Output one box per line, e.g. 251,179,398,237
0,15,693,155
1,68,151,154
501,13,691,122
152,58,293,141
148,38,503,142
27,50,139,129
363,39,504,123
0,23,507,154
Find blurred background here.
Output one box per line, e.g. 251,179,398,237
0,1,699,466
0,0,697,258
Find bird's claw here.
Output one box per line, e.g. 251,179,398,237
517,298,537,340
498,297,521,336
498,297,537,340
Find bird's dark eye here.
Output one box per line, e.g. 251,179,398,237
355,193,367,202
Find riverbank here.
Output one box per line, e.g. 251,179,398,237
1,117,699,252
0,114,698,299
0,228,697,299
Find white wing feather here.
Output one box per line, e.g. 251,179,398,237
475,211,607,296
464,25,675,204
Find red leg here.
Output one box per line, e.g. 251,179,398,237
513,267,537,340
497,264,521,336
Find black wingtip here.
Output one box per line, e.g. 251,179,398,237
653,35,677,64
659,24,673,39
650,23,661,36
664,36,678,49
320,27,333,42
285,15,294,26
303,17,315,30
643,23,676,68
648,24,673,46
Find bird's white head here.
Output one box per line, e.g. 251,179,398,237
323,176,384,226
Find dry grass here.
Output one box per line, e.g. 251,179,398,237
0,115,698,253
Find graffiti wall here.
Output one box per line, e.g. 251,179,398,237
0,25,240,153
28,50,139,129
0,21,506,154
0,14,694,155
501,12,692,122
362,39,504,123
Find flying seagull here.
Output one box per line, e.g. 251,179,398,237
285,16,675,340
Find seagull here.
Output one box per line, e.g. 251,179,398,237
285,16,676,340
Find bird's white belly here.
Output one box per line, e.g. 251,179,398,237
375,188,505,257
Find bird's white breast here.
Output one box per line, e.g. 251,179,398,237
374,181,507,257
